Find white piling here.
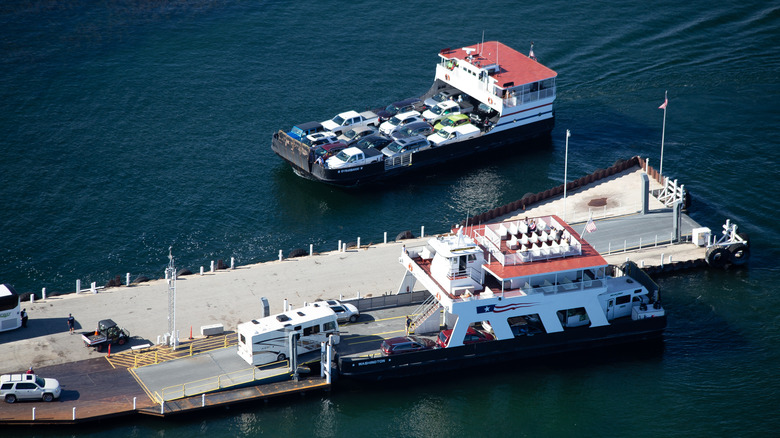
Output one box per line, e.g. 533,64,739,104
342,243,347,252
284,299,289,311
202,393,205,407
338,240,342,252
42,287,46,300
230,257,235,269
279,250,283,261
661,253,665,268
210,260,215,273
200,266,204,276
32,407,35,421
30,293,34,303
309,244,313,256
357,237,361,249
76,279,81,294
161,403,164,414
384,232,387,244
126,273,131,286
421,226,425,238
91,282,96,294
72,406,76,420
133,396,137,410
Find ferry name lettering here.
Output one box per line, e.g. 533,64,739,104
358,358,386,366
338,167,363,174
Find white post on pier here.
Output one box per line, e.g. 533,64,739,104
76,279,81,294
357,237,361,249
126,273,131,286
42,287,46,300
200,266,204,276
91,282,96,294
421,226,425,238
338,240,342,252
278,250,283,261
384,232,387,244
210,260,215,273
659,90,668,176
230,257,235,269
309,244,313,256
563,129,571,222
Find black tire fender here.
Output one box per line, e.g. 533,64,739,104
728,243,750,265
705,246,730,269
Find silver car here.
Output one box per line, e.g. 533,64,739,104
1,373,62,403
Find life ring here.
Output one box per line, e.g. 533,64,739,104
445,74,450,81
408,263,413,272
488,97,494,105
436,293,441,301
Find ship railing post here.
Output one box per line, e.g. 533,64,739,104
202,393,206,408
42,287,46,300
91,281,96,294
624,240,627,253
608,242,611,255
278,250,283,261
321,341,326,378
200,266,204,275
210,260,215,273
661,253,665,268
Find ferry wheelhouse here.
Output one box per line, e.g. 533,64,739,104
338,216,666,379
271,41,557,186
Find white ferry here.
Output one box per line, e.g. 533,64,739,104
338,215,666,379
271,41,557,186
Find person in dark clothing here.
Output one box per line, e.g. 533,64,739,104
67,313,75,334
21,308,28,328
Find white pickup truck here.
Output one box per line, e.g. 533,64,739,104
427,124,481,146
321,110,380,136
421,100,473,123
326,146,384,169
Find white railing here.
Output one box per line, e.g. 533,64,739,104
656,176,685,208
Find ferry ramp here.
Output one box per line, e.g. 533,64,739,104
131,347,292,403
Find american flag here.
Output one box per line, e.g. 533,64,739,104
659,92,668,110
585,218,597,233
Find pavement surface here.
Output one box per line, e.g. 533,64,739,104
0,165,705,376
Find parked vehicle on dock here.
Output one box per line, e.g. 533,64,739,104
308,300,360,323
1,373,61,403
321,110,380,136
81,319,130,352
237,305,340,366
381,336,437,355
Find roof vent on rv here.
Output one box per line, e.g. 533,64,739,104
276,314,291,322
252,320,260,324
297,311,305,316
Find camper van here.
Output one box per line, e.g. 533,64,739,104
237,306,340,366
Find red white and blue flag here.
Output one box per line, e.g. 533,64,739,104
659,93,668,110
584,218,597,233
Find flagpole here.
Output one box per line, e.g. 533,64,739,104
563,129,570,222
660,90,667,176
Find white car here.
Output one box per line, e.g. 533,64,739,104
1,373,62,403
308,300,360,323
379,111,423,135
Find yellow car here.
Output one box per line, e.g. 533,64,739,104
433,114,470,133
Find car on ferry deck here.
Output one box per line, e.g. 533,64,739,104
308,300,360,323
433,114,471,133
376,97,423,122
423,89,459,109
338,125,378,145
312,142,348,161
379,111,424,135
390,121,434,140
436,327,495,348
380,135,430,158
301,131,339,147
354,134,393,151
381,336,437,355
288,121,325,141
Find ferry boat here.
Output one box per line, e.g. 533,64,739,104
271,41,557,186
337,215,666,380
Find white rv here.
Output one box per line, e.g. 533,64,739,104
237,306,340,366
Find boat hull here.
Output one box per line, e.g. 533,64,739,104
337,315,666,381
271,116,555,187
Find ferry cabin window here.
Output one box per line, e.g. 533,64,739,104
323,321,336,332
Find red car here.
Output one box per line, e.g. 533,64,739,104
437,327,494,348
312,142,347,161
381,336,437,355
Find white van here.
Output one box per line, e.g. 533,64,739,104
237,306,340,366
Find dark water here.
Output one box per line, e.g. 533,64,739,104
2,0,779,436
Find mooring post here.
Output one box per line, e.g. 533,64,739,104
91,282,96,294
72,406,76,420
421,226,425,238
30,293,34,304
42,287,46,300
133,397,136,410
202,393,205,407
210,260,215,273
357,237,361,249
309,244,313,256
230,257,235,269
338,240,342,252
32,407,35,421
76,279,81,294
384,232,387,244
278,250,283,261
126,273,131,286
661,253,665,268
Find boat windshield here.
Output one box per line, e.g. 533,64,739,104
332,115,345,125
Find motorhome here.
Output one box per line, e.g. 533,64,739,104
237,306,340,366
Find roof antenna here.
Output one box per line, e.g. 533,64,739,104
529,42,536,61
480,30,485,55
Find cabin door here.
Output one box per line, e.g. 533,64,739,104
606,299,615,320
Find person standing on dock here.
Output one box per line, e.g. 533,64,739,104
67,313,75,334
21,308,28,328
406,315,412,335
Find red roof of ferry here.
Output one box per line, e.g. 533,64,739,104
457,215,608,281
440,41,557,88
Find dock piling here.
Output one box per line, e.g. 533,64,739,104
310,244,313,256
210,261,215,273
231,257,235,269
126,272,130,286
91,282,96,294
42,287,46,300
133,397,136,410
76,279,81,294
72,407,76,420
384,232,387,244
